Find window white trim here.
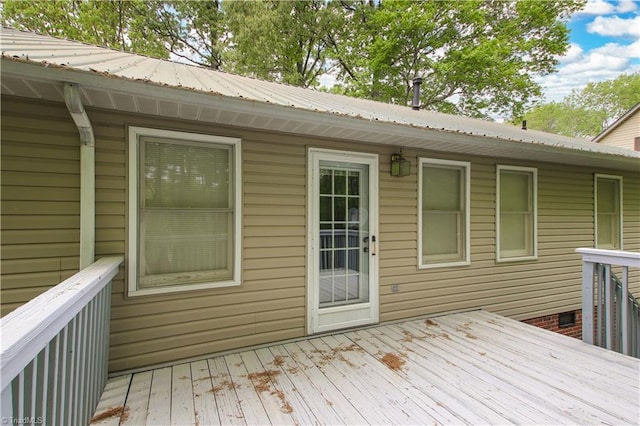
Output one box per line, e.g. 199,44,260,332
496,165,538,262
418,158,471,269
127,126,242,297
594,174,623,250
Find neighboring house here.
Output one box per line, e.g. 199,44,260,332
1,28,639,374
593,102,640,151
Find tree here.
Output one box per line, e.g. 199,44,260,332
2,0,584,118
521,72,640,138
2,0,169,58
327,0,583,118
138,1,227,68
223,0,337,87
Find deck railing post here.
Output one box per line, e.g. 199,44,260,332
576,248,640,358
582,260,595,345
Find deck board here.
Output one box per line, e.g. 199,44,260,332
190,360,220,426
123,371,151,425
92,311,640,425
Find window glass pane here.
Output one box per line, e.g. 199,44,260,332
140,136,234,288
423,212,460,256
596,177,621,249
597,214,615,248
597,179,617,213
421,163,466,265
500,213,531,253
499,168,534,259
422,166,461,210
141,210,232,286
500,171,529,212
144,139,230,209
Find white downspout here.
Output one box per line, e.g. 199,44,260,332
64,83,95,269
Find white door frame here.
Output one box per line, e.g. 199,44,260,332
307,148,379,334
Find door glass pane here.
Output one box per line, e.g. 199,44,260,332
319,162,369,308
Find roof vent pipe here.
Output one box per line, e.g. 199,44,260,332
411,77,422,111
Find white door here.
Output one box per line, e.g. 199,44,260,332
308,149,378,334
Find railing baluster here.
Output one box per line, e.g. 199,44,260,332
30,352,37,421
621,266,629,355
597,263,604,347
51,333,60,424
604,264,614,350
17,370,25,421
60,324,69,425
41,345,49,424
85,297,95,423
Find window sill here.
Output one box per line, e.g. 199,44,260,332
418,260,470,269
128,279,241,297
496,255,538,263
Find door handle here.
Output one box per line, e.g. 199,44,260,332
363,236,376,255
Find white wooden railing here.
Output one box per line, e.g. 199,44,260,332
577,248,640,358
1,256,123,425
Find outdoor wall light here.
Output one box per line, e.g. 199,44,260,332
390,153,411,177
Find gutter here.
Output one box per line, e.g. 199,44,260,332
64,82,95,269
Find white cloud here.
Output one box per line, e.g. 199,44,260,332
577,0,617,15
616,0,638,13
560,43,585,64
587,15,640,37
538,1,640,103
539,42,639,101
576,0,638,16
591,39,640,58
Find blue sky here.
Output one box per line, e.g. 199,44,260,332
539,0,640,102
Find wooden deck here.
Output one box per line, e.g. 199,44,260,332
91,310,640,425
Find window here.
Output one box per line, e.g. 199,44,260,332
128,127,241,296
497,166,537,261
595,174,622,249
418,158,470,268
558,311,576,328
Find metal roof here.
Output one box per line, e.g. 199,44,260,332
2,27,639,170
